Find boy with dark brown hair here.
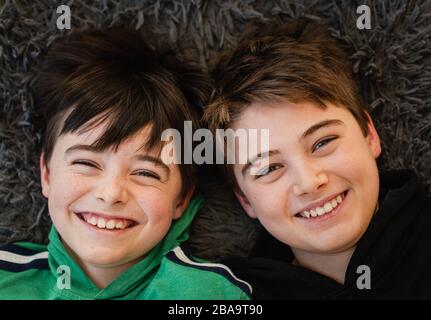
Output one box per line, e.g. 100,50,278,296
0,27,251,300
203,18,431,299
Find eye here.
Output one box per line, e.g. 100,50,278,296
312,136,338,153
72,160,98,168
254,164,282,179
134,170,161,180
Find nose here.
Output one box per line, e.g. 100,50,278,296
93,173,129,205
291,160,328,196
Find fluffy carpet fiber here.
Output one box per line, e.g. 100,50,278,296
1,0,430,260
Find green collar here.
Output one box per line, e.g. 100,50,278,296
47,196,204,299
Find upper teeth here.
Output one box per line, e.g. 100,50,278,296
300,194,344,219
81,214,130,230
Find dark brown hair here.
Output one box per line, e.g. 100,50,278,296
34,27,210,198
203,18,370,191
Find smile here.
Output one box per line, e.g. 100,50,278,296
75,212,138,231
295,190,348,219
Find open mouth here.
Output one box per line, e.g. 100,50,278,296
294,190,348,220
75,212,138,231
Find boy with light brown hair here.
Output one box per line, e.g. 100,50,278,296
203,18,431,299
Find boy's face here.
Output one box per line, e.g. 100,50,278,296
232,101,381,255
40,119,191,269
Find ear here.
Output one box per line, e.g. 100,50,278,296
365,112,382,159
40,152,50,198
234,188,258,219
173,185,196,220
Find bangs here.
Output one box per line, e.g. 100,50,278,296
36,27,210,198
57,69,195,159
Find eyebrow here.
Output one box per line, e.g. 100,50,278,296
64,144,101,156
301,119,345,140
64,144,171,177
241,150,280,177
240,119,344,177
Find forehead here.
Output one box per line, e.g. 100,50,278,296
231,101,352,132
54,118,157,156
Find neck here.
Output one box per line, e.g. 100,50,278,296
78,260,137,289
291,246,356,284
63,243,138,289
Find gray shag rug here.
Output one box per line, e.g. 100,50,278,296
1,0,430,261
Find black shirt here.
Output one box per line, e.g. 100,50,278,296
223,170,431,299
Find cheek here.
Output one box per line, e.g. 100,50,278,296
48,170,87,205
247,182,289,219
47,174,90,224
134,188,179,223
325,142,376,181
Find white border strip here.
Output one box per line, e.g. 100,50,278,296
173,246,253,294
0,250,48,264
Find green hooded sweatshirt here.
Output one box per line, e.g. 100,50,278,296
0,197,252,300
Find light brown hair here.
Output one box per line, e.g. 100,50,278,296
203,18,370,191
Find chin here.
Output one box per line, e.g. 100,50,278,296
308,231,361,254
74,246,135,267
